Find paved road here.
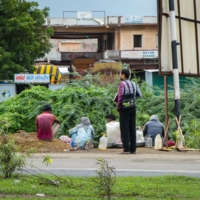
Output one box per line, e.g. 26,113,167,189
23,148,200,177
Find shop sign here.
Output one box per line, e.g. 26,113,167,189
77,11,92,19
14,74,50,83
121,51,158,59
142,51,158,58
124,16,143,24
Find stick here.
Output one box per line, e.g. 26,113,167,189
176,116,183,136
163,118,171,149
175,115,185,150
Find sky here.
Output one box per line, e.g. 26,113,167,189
30,0,157,18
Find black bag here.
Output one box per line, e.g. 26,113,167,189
121,81,135,109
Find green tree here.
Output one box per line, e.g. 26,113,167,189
0,0,53,79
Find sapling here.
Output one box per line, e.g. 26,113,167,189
93,157,116,200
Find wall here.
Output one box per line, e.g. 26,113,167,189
145,71,154,86
145,71,198,90
59,39,98,52
47,16,157,26
59,42,82,52
36,39,61,62
0,84,16,102
47,18,104,26
0,84,69,102
120,25,158,50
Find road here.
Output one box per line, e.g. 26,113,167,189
23,147,200,177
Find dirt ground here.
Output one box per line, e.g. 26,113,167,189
1,130,197,154
9,130,71,153
1,130,143,154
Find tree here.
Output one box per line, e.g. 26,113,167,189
0,0,54,80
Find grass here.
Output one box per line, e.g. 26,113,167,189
0,174,200,199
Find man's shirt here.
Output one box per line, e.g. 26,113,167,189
117,80,142,111
106,121,121,144
36,112,57,140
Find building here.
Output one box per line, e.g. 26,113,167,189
39,12,158,80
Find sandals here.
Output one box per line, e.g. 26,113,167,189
119,151,136,154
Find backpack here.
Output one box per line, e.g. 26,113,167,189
121,81,135,109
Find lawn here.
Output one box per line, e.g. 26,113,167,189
0,174,200,199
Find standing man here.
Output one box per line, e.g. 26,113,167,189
115,69,142,154
36,104,61,141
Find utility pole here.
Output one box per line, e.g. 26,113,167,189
169,0,180,119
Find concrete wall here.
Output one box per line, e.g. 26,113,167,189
47,18,104,26
145,70,156,86
0,84,68,102
104,50,119,59
120,25,158,50
59,42,82,52
46,16,157,26
59,39,98,52
36,39,61,62
0,84,16,102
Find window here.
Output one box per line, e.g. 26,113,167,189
133,35,142,48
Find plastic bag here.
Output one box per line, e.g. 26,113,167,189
59,135,72,144
136,126,144,141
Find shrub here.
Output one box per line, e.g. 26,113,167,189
0,119,33,178
92,158,116,200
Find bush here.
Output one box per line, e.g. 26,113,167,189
1,76,200,145
0,119,30,178
0,137,26,178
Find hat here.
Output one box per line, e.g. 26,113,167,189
150,115,159,121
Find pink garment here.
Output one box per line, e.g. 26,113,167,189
117,82,124,111
59,135,72,144
36,112,57,140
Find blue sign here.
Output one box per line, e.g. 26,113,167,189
142,51,156,58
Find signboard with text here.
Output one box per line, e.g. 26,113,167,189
158,0,200,76
77,11,92,19
121,51,158,59
124,16,143,24
14,74,50,83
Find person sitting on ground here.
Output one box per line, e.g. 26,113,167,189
143,115,165,146
106,114,121,145
143,115,175,147
36,104,61,141
69,116,95,150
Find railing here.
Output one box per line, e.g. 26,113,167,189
61,52,102,60
44,16,157,26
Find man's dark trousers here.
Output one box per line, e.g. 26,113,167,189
119,106,136,153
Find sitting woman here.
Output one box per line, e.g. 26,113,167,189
69,117,95,150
